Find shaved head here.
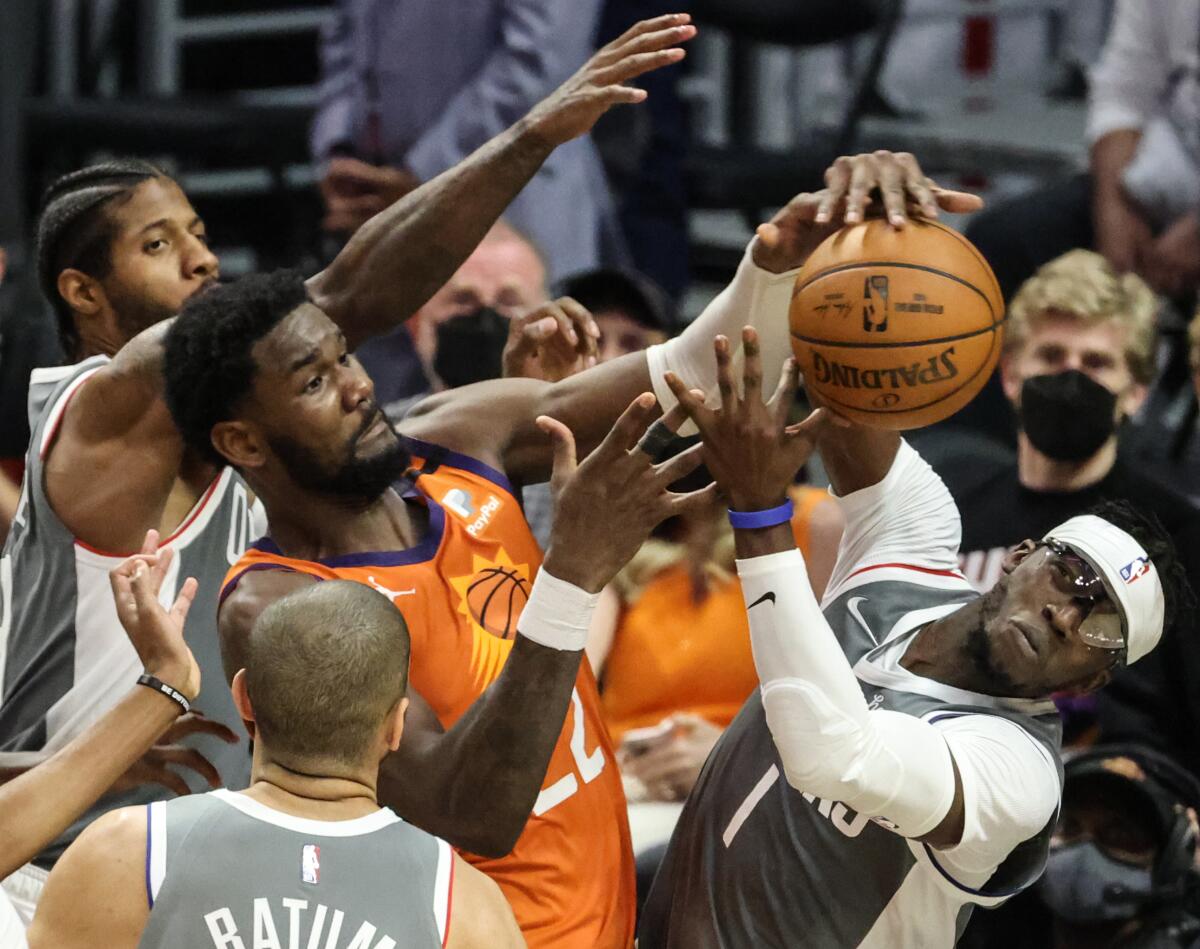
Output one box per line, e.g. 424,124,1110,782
245,581,410,769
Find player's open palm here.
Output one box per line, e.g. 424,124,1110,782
525,14,695,147
109,529,201,702
536,394,716,592
666,328,840,512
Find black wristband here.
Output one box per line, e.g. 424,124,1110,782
137,674,191,714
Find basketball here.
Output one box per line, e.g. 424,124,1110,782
789,219,1004,430
466,566,530,639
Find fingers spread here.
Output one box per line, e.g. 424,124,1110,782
714,336,738,413
170,576,199,627
844,154,877,225
741,327,762,405
652,441,705,486
595,392,658,461
768,357,801,424
874,151,908,228
536,415,579,486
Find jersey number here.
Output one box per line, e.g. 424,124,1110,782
532,688,605,816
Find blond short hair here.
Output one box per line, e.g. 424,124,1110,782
1005,249,1158,384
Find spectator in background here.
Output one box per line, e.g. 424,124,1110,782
358,220,550,416
1121,306,1200,507
968,0,1200,304
962,743,1200,949
558,267,673,362
519,266,675,548
312,0,626,281
932,250,1200,774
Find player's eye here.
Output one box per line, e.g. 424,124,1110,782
304,375,323,393
144,238,167,254
338,352,350,366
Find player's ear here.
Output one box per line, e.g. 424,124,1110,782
385,697,409,752
212,420,265,470
57,268,106,317
1002,539,1038,575
231,669,257,735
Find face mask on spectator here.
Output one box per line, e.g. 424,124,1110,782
433,307,509,389
1019,370,1119,462
1038,839,1154,923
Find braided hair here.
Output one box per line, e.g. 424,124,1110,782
35,160,166,357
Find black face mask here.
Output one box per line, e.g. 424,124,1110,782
433,307,509,389
1018,370,1119,462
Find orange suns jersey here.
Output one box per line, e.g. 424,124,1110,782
222,437,635,949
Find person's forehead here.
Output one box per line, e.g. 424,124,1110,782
452,238,545,292
1022,312,1129,356
595,309,657,336
109,177,199,237
252,303,339,376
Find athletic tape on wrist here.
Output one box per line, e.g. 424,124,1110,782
516,569,600,652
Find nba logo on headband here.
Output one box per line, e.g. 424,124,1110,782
1121,557,1151,584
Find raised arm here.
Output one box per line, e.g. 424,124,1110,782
306,14,695,349
404,152,982,486
0,534,235,878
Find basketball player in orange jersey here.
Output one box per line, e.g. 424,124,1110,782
163,151,980,947
0,13,694,926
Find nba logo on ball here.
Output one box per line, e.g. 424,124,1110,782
790,219,1004,431
301,844,320,884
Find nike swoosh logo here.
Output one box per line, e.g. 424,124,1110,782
748,592,776,609
847,596,877,645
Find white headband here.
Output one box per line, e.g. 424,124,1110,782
1044,514,1165,665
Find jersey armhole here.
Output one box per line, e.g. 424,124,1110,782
145,801,167,909
433,838,454,947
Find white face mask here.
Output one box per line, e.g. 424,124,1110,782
1038,840,1155,924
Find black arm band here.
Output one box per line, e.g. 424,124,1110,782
137,674,191,714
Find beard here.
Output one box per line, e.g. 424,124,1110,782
106,281,178,341
268,408,409,504
964,586,1022,696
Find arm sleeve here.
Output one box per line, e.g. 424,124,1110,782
737,548,957,839
647,244,800,434
1086,0,1171,143
311,1,362,161
933,715,1061,874
823,440,964,600
404,0,603,181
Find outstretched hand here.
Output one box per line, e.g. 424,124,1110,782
109,530,201,702
524,14,695,148
752,150,984,274
665,328,846,512
537,393,716,592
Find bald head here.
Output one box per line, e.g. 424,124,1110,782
245,581,410,769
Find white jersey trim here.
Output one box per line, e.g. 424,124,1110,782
208,789,403,837
433,838,453,947
36,364,105,459
148,801,167,907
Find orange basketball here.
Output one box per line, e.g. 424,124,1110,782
789,219,1004,430
466,566,530,640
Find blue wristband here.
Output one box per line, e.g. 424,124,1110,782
728,499,794,530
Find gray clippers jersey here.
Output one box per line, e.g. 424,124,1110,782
0,358,260,865
138,790,452,949
640,572,1063,949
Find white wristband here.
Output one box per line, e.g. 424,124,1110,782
516,569,600,652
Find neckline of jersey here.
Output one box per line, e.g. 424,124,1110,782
252,489,447,569
209,788,403,837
